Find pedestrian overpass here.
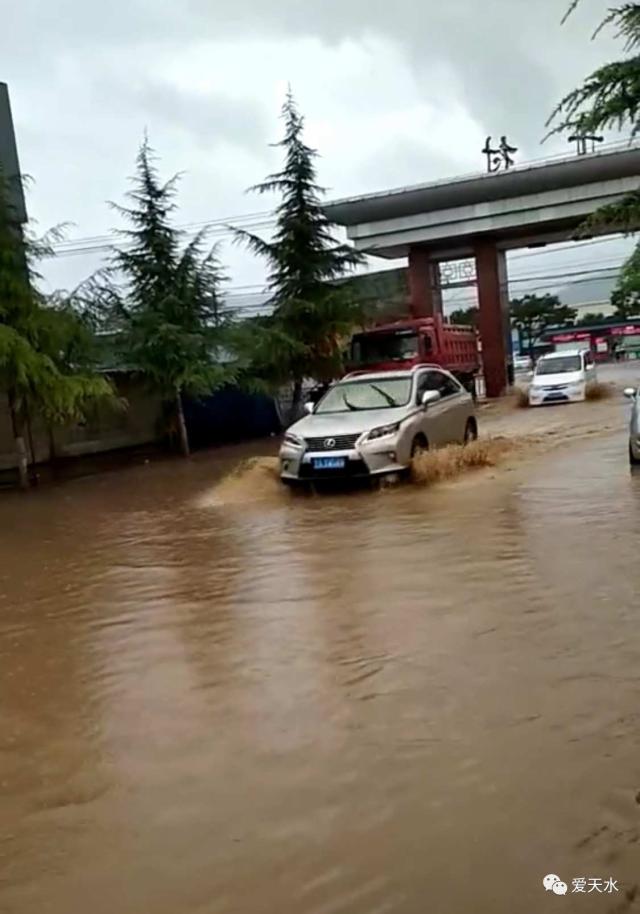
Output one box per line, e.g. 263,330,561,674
326,143,640,396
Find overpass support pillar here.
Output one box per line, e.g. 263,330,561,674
475,241,510,398
408,247,442,318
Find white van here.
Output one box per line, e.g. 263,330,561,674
528,349,596,406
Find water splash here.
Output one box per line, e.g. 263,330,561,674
410,438,519,487
201,457,284,507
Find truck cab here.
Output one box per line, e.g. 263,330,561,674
350,325,427,371
348,316,479,395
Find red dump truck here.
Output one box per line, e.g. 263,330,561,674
347,316,480,395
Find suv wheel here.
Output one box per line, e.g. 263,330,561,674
464,419,478,445
411,435,429,459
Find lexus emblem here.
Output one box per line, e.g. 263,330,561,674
324,437,336,449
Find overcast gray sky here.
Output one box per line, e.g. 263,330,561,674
2,0,635,300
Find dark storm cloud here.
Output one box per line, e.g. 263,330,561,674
128,83,269,153
182,0,618,151
5,0,618,145
1,0,622,293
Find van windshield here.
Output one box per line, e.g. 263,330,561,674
536,356,582,375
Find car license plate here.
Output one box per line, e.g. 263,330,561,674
312,457,346,470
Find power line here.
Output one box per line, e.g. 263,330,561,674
49,218,277,259
51,222,633,260
48,208,275,252
228,267,624,317
444,262,625,306
508,234,632,261
507,265,620,285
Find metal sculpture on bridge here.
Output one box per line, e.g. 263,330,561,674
569,132,604,155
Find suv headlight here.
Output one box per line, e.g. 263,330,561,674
283,432,303,447
366,422,400,441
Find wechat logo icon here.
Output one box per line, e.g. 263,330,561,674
543,874,568,895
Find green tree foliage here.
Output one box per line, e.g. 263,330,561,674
104,140,232,456
449,306,478,326
611,242,640,316
0,178,114,488
548,2,640,233
234,91,364,421
510,294,577,355
576,310,607,325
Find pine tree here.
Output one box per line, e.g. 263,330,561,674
548,2,640,233
0,177,114,488
235,92,363,422
107,140,232,456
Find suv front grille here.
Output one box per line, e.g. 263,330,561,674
304,433,361,451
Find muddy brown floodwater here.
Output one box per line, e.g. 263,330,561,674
2,365,640,914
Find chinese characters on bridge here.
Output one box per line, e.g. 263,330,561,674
482,136,518,173
439,259,476,288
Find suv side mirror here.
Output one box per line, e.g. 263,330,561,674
422,390,441,407
623,387,636,399
304,401,314,414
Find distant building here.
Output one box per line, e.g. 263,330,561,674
542,319,640,361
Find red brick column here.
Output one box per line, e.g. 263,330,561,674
408,247,442,318
475,241,509,398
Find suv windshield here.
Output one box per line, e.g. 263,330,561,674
315,378,412,413
535,356,582,375
351,332,419,365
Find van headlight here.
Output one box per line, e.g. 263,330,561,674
283,432,303,447
366,422,400,441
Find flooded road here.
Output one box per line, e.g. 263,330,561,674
2,371,640,913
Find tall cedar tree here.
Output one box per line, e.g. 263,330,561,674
109,140,230,456
548,2,640,233
235,92,363,421
0,178,114,488
548,3,640,319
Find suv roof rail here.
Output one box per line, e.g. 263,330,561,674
341,370,372,379
341,364,446,381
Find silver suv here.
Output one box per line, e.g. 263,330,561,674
279,367,477,483
624,385,640,466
